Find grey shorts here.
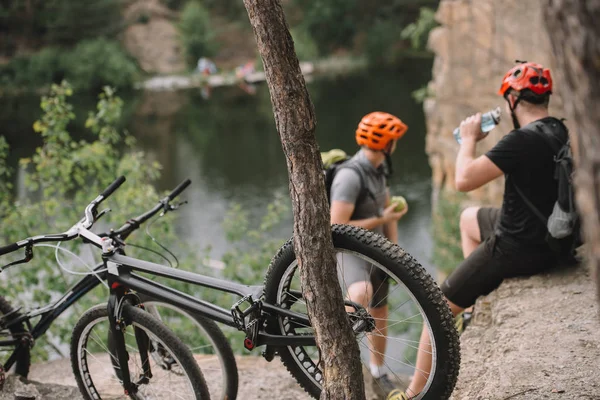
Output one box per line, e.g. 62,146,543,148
337,253,389,308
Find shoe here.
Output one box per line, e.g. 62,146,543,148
386,389,410,400
371,374,397,399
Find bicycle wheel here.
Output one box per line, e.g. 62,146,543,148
0,296,30,377
263,225,460,399
71,303,210,399
138,295,239,400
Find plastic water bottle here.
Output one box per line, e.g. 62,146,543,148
453,107,502,144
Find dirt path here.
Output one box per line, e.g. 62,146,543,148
3,264,598,399
16,355,312,400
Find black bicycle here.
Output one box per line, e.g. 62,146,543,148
4,177,460,399
0,178,238,400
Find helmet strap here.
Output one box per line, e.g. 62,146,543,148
505,93,523,129
384,151,393,177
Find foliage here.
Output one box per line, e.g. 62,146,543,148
0,39,138,92
63,38,139,92
400,7,438,50
290,27,319,61
296,0,358,55
178,1,218,69
432,192,466,276
365,19,405,65
219,192,290,353
411,83,433,104
221,193,289,286
0,81,172,360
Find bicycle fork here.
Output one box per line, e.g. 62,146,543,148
107,285,151,397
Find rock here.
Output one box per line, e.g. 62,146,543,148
425,0,566,207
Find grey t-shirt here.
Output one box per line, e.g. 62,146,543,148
330,150,388,235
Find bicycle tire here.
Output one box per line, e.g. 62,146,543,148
0,296,30,377
137,294,239,400
71,303,210,399
262,224,460,399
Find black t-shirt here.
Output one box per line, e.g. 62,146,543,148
485,117,568,247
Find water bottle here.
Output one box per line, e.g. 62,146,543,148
453,107,502,144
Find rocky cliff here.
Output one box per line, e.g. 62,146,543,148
425,0,566,206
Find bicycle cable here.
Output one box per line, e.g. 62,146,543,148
143,215,180,269
36,243,109,289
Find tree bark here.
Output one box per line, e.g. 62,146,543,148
242,0,366,398
542,0,600,301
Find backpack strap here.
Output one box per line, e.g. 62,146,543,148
338,161,376,205
511,178,548,225
520,118,567,153
510,118,569,227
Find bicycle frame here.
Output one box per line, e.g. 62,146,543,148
0,264,108,370
104,252,316,348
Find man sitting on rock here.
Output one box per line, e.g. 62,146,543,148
389,62,571,399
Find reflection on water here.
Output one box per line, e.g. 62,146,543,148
1,61,436,274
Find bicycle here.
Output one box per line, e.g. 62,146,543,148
0,178,237,399
4,176,461,399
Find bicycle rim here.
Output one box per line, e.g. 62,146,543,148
264,227,459,400
75,312,198,399
143,300,237,400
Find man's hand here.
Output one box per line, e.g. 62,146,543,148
459,113,486,143
382,202,408,223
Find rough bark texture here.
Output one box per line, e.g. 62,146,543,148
241,1,365,398
542,0,600,301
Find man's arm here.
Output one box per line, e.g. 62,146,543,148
455,113,504,192
330,200,386,230
382,191,399,244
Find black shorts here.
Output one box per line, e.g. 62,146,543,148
441,207,556,308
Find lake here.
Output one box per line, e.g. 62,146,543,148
1,59,437,275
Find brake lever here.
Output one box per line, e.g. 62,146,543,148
160,201,188,217
95,208,112,222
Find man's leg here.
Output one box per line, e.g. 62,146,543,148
405,299,463,398
368,305,388,367
460,206,481,258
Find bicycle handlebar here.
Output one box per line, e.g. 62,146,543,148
100,176,126,201
108,178,192,241
0,243,19,256
168,179,191,201
0,177,191,260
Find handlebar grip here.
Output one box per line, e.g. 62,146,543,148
168,179,191,201
100,176,126,200
0,243,19,256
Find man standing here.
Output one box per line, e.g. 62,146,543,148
330,111,409,399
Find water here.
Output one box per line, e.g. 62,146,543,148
0,61,437,274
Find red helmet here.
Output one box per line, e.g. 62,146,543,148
498,62,553,97
355,112,408,151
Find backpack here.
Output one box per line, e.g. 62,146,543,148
321,149,374,206
512,118,582,261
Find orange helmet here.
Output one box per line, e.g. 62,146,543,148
498,62,552,97
355,112,408,151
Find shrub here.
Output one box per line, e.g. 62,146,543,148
400,7,438,50
365,19,405,66
290,27,319,61
178,1,218,69
62,39,138,91
0,82,169,359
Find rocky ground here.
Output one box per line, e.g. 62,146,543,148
2,263,598,400
451,263,600,400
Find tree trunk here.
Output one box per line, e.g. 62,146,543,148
242,0,366,398
542,0,600,301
